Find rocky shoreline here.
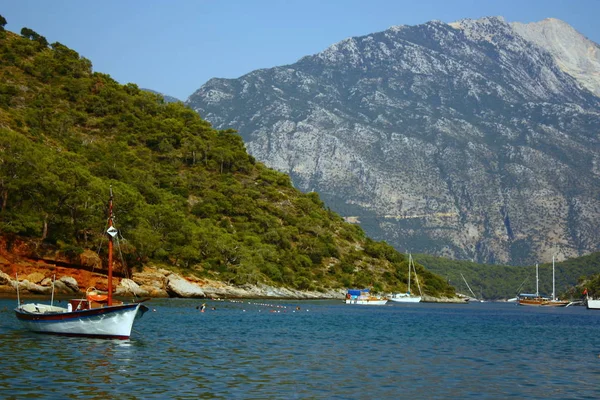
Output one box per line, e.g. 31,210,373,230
0,266,347,300
0,267,468,303
0,242,465,302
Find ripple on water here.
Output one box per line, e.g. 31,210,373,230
1,299,599,399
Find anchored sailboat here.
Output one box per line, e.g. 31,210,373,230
517,257,568,307
14,187,149,339
461,273,484,302
388,254,422,303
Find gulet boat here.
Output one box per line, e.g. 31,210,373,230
517,258,568,307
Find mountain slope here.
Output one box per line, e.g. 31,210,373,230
187,16,600,265
142,88,182,103
0,27,455,297
510,18,600,97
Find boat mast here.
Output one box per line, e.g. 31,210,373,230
535,263,539,297
461,273,478,300
15,273,20,307
407,253,412,294
107,186,114,306
413,257,422,296
50,274,55,307
552,256,555,301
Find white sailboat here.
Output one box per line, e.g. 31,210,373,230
461,273,484,302
388,254,422,303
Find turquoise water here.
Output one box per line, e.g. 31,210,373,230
1,298,599,399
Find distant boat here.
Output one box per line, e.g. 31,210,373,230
14,187,149,339
518,258,568,307
388,254,421,303
460,273,484,303
345,289,388,305
517,293,553,306
585,291,600,310
517,263,547,306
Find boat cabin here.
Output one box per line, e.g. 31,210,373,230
345,288,371,300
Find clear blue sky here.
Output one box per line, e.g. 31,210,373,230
3,0,599,100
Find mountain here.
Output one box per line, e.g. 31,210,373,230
510,18,600,97
0,26,456,298
187,17,600,266
142,88,182,103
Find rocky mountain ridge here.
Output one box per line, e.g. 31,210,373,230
187,16,600,265
509,18,600,97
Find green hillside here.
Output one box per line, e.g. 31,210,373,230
0,25,455,297
417,252,600,300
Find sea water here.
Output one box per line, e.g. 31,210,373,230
0,298,599,399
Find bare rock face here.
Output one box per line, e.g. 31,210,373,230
116,278,148,297
166,274,206,298
59,276,79,293
131,269,169,297
132,269,168,288
187,16,600,265
18,279,51,295
0,270,11,286
511,18,600,97
52,281,73,294
25,272,45,284
79,250,102,270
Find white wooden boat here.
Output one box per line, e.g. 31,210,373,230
388,254,422,303
388,293,421,303
14,187,149,339
15,301,147,339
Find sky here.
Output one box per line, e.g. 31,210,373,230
3,0,600,101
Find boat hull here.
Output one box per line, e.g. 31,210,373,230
388,295,421,303
345,298,388,305
587,299,600,310
517,299,546,306
15,303,147,339
541,300,569,307
517,298,569,307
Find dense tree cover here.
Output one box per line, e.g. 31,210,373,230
578,273,600,299
417,252,600,300
0,29,455,297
